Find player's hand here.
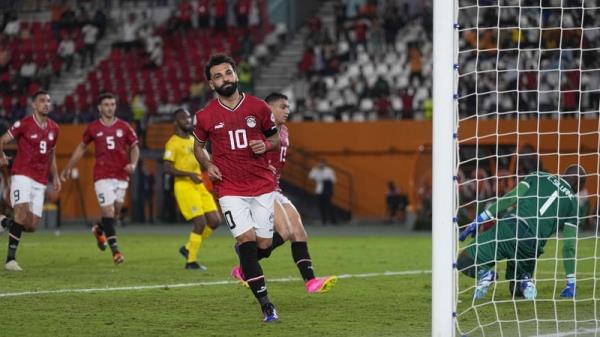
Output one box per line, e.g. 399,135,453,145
459,211,492,241
559,275,576,298
189,173,203,184
0,154,11,166
206,163,222,181
60,167,71,182
53,174,62,194
268,164,276,175
124,163,136,174
249,140,268,154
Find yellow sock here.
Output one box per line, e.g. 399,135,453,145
202,226,214,241
187,232,203,263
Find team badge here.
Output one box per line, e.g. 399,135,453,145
13,121,20,128
246,116,257,128
48,132,54,141
116,129,123,137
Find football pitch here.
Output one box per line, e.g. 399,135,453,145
0,224,432,337
2,224,598,337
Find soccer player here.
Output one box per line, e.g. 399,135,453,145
457,164,586,300
163,107,221,271
60,92,139,265
193,54,280,322
0,90,61,271
230,92,337,293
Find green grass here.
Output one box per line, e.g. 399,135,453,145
2,227,598,337
0,227,432,337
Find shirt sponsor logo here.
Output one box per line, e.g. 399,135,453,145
96,132,103,137
215,122,225,129
30,134,38,139
246,116,256,128
116,129,123,137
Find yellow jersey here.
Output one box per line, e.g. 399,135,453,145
163,134,201,184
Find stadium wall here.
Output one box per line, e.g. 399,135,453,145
54,120,599,220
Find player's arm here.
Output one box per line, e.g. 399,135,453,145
0,132,14,166
60,142,88,181
194,139,222,181
249,129,279,155
124,143,139,174
163,160,202,184
559,212,578,297
459,180,530,241
49,147,61,193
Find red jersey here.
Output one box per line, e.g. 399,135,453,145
8,115,59,185
266,125,288,191
82,118,138,181
194,93,277,197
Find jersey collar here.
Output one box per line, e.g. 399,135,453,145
217,92,245,111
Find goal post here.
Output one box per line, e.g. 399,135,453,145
435,0,600,336
432,0,457,336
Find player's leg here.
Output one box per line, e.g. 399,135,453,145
457,225,501,299
5,176,44,271
221,194,278,322
510,235,538,300
198,184,221,242
95,179,123,264
175,183,208,270
283,200,337,293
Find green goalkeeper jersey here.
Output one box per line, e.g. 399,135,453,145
485,171,579,275
513,172,578,249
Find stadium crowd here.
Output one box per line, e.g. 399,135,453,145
457,0,600,119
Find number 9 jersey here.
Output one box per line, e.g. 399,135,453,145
8,115,59,185
82,119,138,181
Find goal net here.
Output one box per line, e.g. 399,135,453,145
450,0,600,336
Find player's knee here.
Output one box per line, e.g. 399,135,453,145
206,212,221,229
457,251,476,278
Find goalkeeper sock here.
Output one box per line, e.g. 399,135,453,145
186,232,203,263
102,217,119,254
6,222,23,262
292,241,315,282
238,241,269,301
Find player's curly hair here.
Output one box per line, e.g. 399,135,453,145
204,54,236,81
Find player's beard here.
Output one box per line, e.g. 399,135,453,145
215,81,238,97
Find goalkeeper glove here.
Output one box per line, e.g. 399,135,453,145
459,210,492,242
559,274,576,298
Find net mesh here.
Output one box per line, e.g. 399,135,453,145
454,0,600,336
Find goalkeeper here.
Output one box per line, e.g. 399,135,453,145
457,164,586,300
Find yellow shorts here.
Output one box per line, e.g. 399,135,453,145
174,182,218,221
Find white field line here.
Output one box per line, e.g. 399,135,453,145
0,269,432,298
533,328,600,337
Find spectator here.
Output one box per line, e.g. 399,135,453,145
36,62,53,90
236,0,250,29
214,0,228,32
3,12,20,39
291,73,309,112
17,57,36,92
92,8,108,39
372,75,390,97
119,12,139,52
385,181,408,224
130,92,146,138
58,34,76,72
80,21,99,68
197,0,210,29
237,59,253,92
308,160,337,225
177,0,193,32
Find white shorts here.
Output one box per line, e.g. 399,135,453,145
274,191,292,205
219,192,275,239
10,175,46,217
94,179,129,207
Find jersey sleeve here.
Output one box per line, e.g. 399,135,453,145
163,138,176,162
259,101,277,136
7,119,24,139
82,124,94,144
125,123,138,146
193,110,208,142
